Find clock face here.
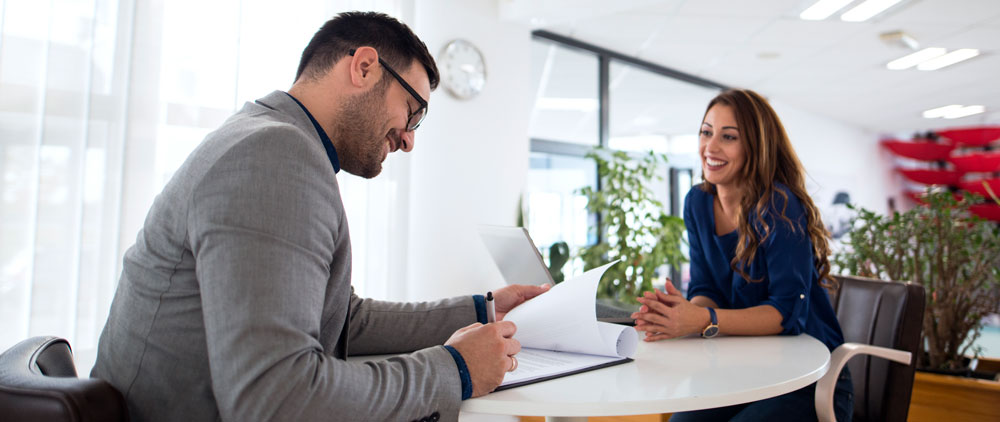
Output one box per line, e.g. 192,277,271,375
440,39,486,100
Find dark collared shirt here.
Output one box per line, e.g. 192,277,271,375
285,92,340,173
684,183,845,351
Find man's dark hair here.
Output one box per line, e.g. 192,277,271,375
295,11,439,90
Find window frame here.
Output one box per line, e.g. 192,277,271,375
529,30,728,288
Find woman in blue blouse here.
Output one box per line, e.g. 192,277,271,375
632,88,853,421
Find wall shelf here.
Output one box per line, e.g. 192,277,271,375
882,139,955,161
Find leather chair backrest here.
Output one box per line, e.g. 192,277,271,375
0,336,128,422
832,275,925,422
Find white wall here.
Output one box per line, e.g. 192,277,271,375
771,99,899,216
406,0,533,301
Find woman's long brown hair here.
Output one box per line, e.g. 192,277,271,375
700,89,834,290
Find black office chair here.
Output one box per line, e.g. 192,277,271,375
0,336,128,422
814,275,926,422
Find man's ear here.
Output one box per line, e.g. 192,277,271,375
349,46,380,88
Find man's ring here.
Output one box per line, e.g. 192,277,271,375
508,355,518,372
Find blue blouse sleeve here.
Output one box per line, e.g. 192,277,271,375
757,189,813,335
684,188,726,307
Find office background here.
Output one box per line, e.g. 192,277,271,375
1,0,998,377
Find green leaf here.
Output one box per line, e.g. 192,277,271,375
577,147,686,304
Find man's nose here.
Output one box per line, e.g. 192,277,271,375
400,130,415,152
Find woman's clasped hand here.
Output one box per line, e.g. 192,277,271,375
632,282,711,341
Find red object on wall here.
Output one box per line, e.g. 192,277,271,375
897,169,964,185
959,178,1000,197
935,127,1000,147
969,204,1000,221
881,139,955,161
948,152,1000,173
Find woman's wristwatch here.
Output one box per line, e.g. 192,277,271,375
701,307,719,338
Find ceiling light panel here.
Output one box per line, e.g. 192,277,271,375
886,47,946,70
841,0,904,22
922,104,963,118
922,105,986,119
800,0,854,20
944,105,985,119
917,48,980,71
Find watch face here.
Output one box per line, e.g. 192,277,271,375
703,326,719,338
440,39,486,100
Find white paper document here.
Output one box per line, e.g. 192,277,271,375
498,261,639,389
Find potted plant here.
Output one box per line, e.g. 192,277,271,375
833,189,1000,420
577,148,687,305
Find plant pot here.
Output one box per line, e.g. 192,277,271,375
973,356,1000,376
916,353,999,380
919,366,997,380
908,369,1000,421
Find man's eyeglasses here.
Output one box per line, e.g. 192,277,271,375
349,49,428,131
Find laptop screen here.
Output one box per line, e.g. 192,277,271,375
477,225,554,286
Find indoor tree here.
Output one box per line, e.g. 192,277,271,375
578,148,687,304
834,190,1000,370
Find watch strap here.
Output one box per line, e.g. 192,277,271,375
702,307,719,338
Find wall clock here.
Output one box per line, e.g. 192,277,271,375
439,39,486,100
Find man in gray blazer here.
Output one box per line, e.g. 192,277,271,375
91,11,547,422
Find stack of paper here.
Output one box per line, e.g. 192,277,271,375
499,261,638,389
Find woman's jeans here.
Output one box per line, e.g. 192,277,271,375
669,367,853,422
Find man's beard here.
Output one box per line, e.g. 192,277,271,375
332,82,390,179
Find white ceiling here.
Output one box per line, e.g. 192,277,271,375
504,0,1000,135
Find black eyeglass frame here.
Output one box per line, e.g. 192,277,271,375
349,48,428,131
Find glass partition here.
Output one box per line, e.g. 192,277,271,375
608,61,720,157
529,41,600,146
528,32,725,289
525,152,596,278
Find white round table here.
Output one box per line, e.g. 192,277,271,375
462,334,830,422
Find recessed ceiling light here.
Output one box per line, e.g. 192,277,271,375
917,48,980,71
887,48,946,70
841,0,904,22
800,0,854,20
923,105,963,119
944,105,985,119
923,105,986,119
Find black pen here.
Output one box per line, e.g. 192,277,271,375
486,291,496,323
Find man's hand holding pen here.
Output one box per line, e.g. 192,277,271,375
445,319,520,397
444,283,550,397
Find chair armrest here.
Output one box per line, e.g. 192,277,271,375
814,342,911,422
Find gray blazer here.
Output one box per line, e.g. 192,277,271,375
92,91,476,422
